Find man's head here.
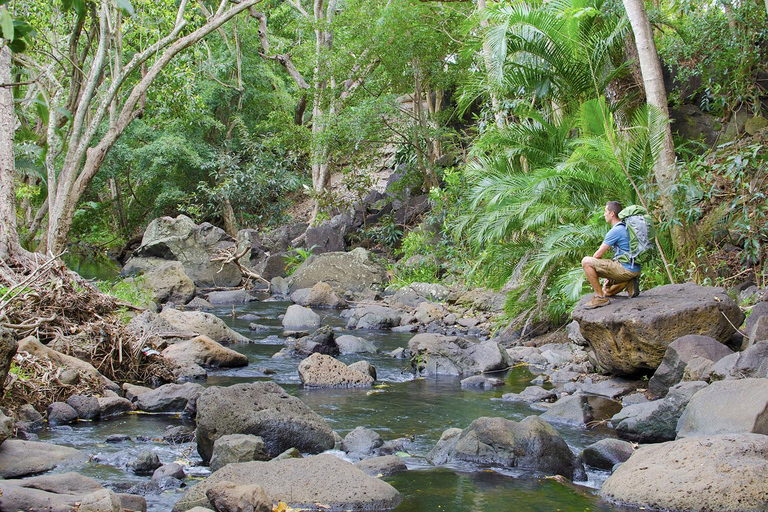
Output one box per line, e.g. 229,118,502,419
604,201,623,224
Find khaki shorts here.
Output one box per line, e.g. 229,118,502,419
591,258,640,283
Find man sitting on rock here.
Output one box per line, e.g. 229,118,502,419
581,201,641,308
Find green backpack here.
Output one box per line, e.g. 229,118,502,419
615,205,656,265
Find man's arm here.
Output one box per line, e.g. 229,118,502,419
593,243,610,259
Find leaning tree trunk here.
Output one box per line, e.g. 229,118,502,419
622,0,676,217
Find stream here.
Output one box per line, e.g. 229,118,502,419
37,298,635,512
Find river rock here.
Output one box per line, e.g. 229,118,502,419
205,290,258,305
210,434,269,472
600,434,768,512
341,426,384,459
135,382,204,413
346,305,402,330
580,439,634,470
287,247,387,294
125,215,242,288
66,395,101,420
501,386,557,404
132,450,162,475
47,402,79,426
0,326,17,390
205,481,272,512
414,302,446,325
677,378,768,438
158,308,250,344
612,381,707,443
17,336,106,385
306,213,354,254
141,261,196,305
174,454,401,512
539,392,621,427
0,410,12,446
162,335,248,369
408,334,511,376
348,360,377,380
282,304,321,329
195,382,335,462
153,462,186,482
648,335,734,397
291,282,347,308
0,472,113,512
711,340,768,380
427,416,579,479
98,396,135,417
298,353,374,388
572,283,743,375
354,455,407,477
0,439,88,478
335,335,377,354
15,403,44,431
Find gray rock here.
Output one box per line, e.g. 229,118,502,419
414,302,446,325
132,450,162,475
601,434,768,512
270,276,290,296
744,302,768,340
66,395,100,420
98,396,135,418
0,472,110,512
354,455,407,477
677,378,768,438
305,213,353,254
195,382,336,463
348,360,377,380
164,425,195,443
141,261,195,305
460,375,504,389
681,355,717,382
291,325,338,356
206,290,258,305
346,305,402,330
153,463,186,481
162,335,248,369
501,386,557,403
58,368,80,386
205,481,272,512
186,297,213,310
579,377,637,399
281,304,321,330
342,426,384,459
408,334,511,376
747,314,768,348
648,335,734,398
172,454,401,512
427,416,580,479
298,353,374,388
291,282,347,309
613,381,707,443
580,439,634,470
0,327,17,393
0,440,87,478
210,434,269,472
0,409,12,446
336,334,377,354
47,402,79,425
288,248,387,294
135,382,204,413
15,404,44,431
540,392,621,427
566,320,588,346
158,308,250,344
572,284,743,375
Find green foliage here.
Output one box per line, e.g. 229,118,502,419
284,245,316,276
96,277,154,309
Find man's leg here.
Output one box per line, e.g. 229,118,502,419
581,257,605,297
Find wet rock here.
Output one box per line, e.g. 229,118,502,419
427,416,580,479
460,375,504,389
164,425,195,443
579,377,637,399
106,434,131,443
281,304,321,330
98,396,135,418
648,335,734,398
612,381,707,443
0,472,108,512
195,382,336,463
206,290,259,305
677,378,768,438
66,395,100,420
298,353,374,388
348,360,377,380
335,334,377,354
580,439,634,470
501,386,557,404
186,297,213,310
290,282,347,309
172,454,401,512
153,463,186,481
408,334,511,376
572,284,743,375
162,335,248,369
47,402,79,426
287,247,387,294
0,439,87,478
346,305,402,330
601,434,768,512
141,261,196,305
158,308,250,344
205,481,272,512
354,455,407,477
210,434,269,472
79,488,122,512
341,427,383,460
291,325,338,356
540,392,622,427
132,450,162,475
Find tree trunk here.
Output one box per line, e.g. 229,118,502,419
622,0,676,217
478,0,504,127
220,196,238,236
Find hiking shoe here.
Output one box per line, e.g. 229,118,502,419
586,296,610,308
627,276,640,298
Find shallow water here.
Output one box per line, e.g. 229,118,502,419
35,298,633,512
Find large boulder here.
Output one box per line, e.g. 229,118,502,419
426,416,580,479
135,382,204,413
648,335,734,397
345,305,401,330
612,381,707,443
601,434,768,512
17,336,105,385
0,473,126,512
539,392,621,427
0,326,18,390
162,335,248,369
140,261,195,305
209,434,269,472
408,334,511,376
282,305,321,330
287,247,387,294
195,382,335,463
298,353,374,388
305,213,353,254
124,215,242,288
0,440,88,478
290,282,346,309
711,341,768,380
676,378,768,438
572,284,743,375
580,439,634,470
158,308,250,344
172,454,401,512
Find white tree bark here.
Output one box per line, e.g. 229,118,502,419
622,0,676,215
0,45,19,261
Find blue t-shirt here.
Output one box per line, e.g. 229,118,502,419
603,223,641,273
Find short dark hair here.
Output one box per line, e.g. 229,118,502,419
606,201,623,216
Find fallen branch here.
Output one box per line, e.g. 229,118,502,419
212,247,270,287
